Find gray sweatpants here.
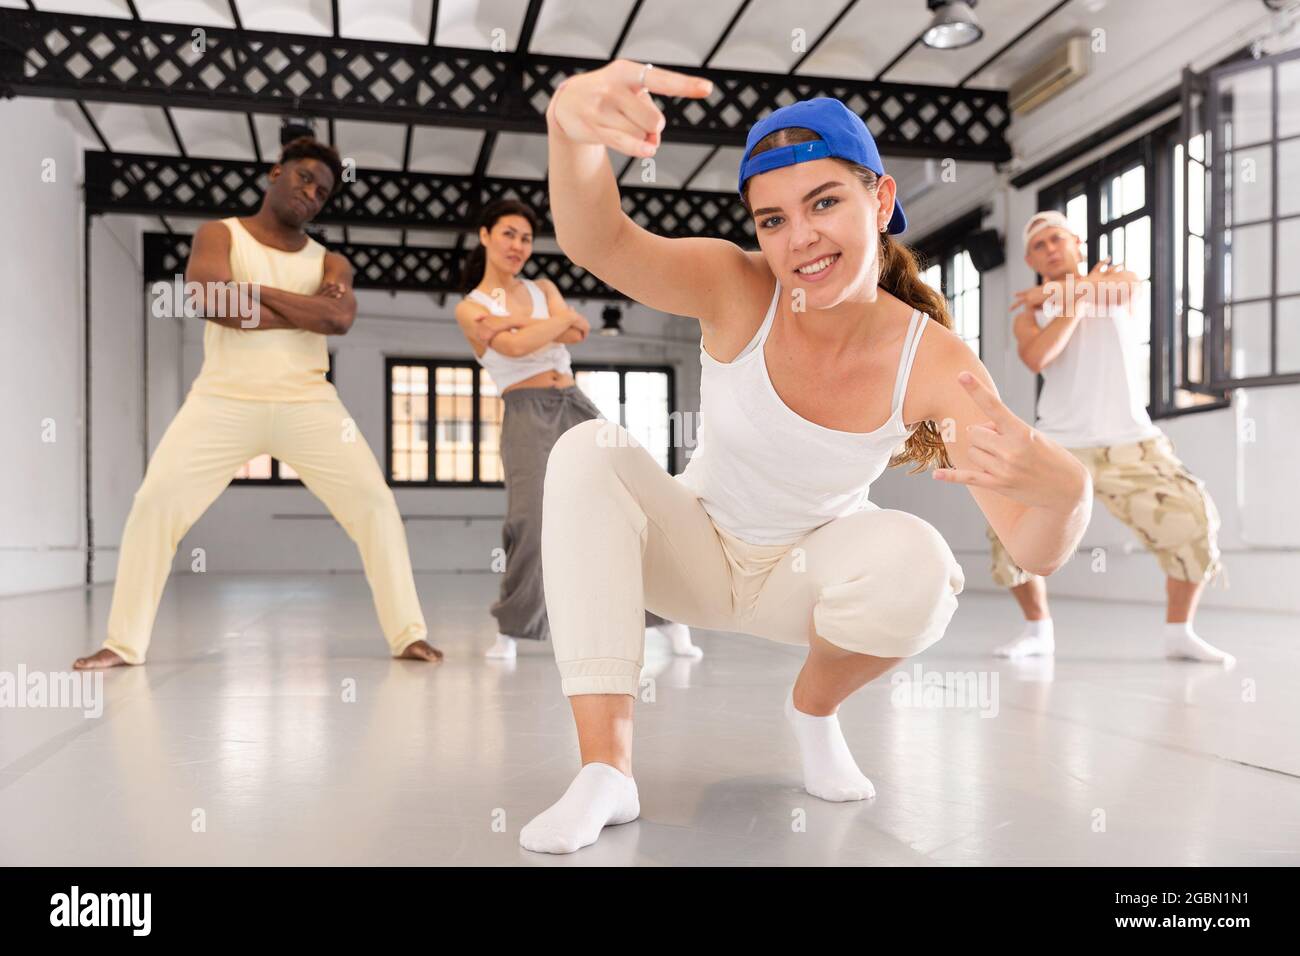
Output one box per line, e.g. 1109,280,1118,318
492,385,669,641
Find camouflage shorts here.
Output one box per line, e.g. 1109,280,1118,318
987,433,1225,589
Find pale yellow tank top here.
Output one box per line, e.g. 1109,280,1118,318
189,217,335,402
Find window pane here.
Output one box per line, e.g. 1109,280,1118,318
576,370,621,423
1066,192,1088,243
1124,216,1150,279
1279,296,1300,374
1279,218,1300,296
1227,223,1272,301
1120,165,1145,217
920,262,941,295
625,371,671,471
435,366,474,482
236,454,272,480
1189,158,1206,236
1220,64,1273,148
1230,145,1272,224
479,372,504,483
1280,140,1300,216
390,364,429,482
279,460,298,480
1226,301,1271,378
1281,58,1300,139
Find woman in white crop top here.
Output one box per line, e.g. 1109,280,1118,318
518,61,1094,855
453,199,698,661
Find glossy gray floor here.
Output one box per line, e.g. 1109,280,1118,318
1,572,1297,866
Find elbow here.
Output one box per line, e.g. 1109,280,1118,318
491,336,520,357
1018,349,1042,375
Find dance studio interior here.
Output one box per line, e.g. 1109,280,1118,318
2,0,1298,879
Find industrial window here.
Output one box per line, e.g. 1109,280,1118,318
386,359,676,487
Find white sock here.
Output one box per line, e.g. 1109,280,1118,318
485,633,517,659
1165,621,1235,666
519,762,640,854
995,618,1055,659
783,689,875,802
649,621,703,658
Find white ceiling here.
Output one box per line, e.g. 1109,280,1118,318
27,0,1192,245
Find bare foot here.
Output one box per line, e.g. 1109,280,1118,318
72,648,129,670
396,640,444,663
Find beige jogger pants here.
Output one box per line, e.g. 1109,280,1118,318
541,420,966,697
103,391,428,663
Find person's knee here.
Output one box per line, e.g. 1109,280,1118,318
545,419,624,493
814,511,965,658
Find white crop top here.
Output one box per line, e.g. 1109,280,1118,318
675,279,929,546
466,278,573,390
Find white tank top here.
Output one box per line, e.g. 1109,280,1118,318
1032,297,1160,448
466,278,573,390
676,280,929,546
190,217,334,402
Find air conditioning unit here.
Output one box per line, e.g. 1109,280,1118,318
1009,36,1090,115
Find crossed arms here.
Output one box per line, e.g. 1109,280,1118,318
184,219,357,335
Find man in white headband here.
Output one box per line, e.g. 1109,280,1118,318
986,210,1233,665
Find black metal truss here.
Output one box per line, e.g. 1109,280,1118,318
2,9,1011,160
142,232,620,300
85,151,757,245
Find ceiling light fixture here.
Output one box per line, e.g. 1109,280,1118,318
922,0,985,50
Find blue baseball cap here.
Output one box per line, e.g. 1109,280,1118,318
737,97,907,235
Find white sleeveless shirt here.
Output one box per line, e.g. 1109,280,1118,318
466,278,573,390
676,280,930,546
1033,297,1160,448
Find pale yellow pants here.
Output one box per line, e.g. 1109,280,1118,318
541,420,966,698
104,391,427,663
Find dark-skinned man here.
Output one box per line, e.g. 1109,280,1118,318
74,137,441,669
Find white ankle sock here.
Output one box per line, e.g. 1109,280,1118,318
519,762,640,854
1165,622,1235,666
995,618,1055,659
783,689,875,802
649,621,703,658
485,633,517,659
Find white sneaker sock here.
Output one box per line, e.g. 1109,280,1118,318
784,689,875,802
1165,621,1235,666
649,621,703,658
995,618,1055,659
485,633,517,659
519,762,640,854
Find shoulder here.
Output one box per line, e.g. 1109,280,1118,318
533,276,560,295
195,219,234,242
906,314,992,421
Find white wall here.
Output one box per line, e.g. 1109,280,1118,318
0,99,89,597
871,0,1300,614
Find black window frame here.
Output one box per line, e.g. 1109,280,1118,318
913,209,985,360
385,358,679,489
1202,45,1300,390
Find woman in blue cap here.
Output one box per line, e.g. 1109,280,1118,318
519,59,1093,854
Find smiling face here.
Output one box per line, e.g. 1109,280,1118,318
266,157,336,229
746,156,897,309
1024,225,1083,281
481,214,534,275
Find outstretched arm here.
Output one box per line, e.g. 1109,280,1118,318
918,332,1092,576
